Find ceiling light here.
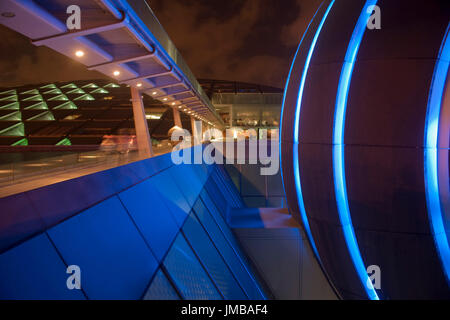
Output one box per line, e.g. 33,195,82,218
163,98,168,101
113,70,120,76
136,83,142,87
171,102,176,105
152,91,157,95
1,12,15,18
75,50,84,57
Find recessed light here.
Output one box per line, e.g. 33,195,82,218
113,70,120,76
152,91,157,95
163,98,168,101
75,50,84,57
171,102,176,105
136,83,142,87
1,12,15,18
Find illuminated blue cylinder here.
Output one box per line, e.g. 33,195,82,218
280,0,450,299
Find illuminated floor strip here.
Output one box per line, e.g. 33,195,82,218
424,23,450,283
332,0,379,300
291,0,335,259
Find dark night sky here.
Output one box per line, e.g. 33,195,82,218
0,0,321,89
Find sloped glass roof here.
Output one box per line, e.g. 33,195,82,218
40,84,57,89
0,122,25,136
27,111,55,121
47,94,69,101
0,111,21,121
22,94,43,101
0,95,18,102
73,94,95,101
20,89,39,95
23,102,48,110
52,101,77,110
11,137,28,146
0,102,20,110
90,88,109,94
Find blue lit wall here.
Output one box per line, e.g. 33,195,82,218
0,150,266,299
280,0,450,299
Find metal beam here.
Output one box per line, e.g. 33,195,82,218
145,81,185,92
121,68,180,83
87,52,155,70
32,14,127,46
155,89,193,99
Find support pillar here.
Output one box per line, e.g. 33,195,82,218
172,107,182,128
190,116,201,145
130,87,153,158
229,105,233,128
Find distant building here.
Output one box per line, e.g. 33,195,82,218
0,79,283,146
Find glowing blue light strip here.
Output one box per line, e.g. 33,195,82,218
332,0,379,300
424,23,450,283
279,0,324,160
279,1,325,258
294,1,335,143
292,0,335,258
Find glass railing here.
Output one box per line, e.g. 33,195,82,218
0,142,176,192
0,150,137,188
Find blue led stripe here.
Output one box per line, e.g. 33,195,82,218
291,0,336,258
279,1,325,258
294,1,335,143
332,0,379,300
424,23,450,283
280,0,325,144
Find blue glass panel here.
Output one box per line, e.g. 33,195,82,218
183,213,247,299
163,233,222,300
149,169,190,226
143,269,180,300
0,234,85,299
192,198,265,299
169,164,204,207
47,197,159,300
204,177,229,218
200,190,247,257
211,168,240,208
119,179,180,261
215,166,244,207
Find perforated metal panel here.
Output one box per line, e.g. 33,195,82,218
183,213,247,299
193,198,265,299
163,233,222,300
143,269,180,300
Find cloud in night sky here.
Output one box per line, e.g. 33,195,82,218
0,0,320,89
149,0,321,88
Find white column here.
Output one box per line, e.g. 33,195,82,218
190,116,201,145
172,107,182,128
130,87,153,158
229,105,233,127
